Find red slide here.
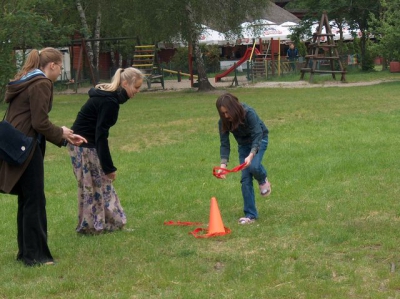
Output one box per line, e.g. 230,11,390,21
215,47,261,82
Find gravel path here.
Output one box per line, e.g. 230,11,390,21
58,76,397,95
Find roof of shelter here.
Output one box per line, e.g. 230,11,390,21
208,2,300,32
252,1,300,24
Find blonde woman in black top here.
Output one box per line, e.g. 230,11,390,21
68,67,143,234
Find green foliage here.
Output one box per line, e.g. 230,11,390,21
297,41,307,57
126,0,271,89
168,47,190,73
360,39,377,71
201,45,221,73
369,0,400,62
0,0,75,94
290,0,381,73
168,45,220,73
347,38,361,55
128,0,271,43
0,43,16,96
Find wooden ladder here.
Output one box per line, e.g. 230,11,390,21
300,12,346,82
132,45,164,89
252,54,267,78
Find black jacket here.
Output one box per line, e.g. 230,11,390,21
71,87,129,174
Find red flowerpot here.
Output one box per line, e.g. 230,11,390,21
390,61,400,73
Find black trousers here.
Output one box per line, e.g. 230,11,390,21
13,143,53,266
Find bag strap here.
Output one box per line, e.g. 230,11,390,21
2,101,37,141
2,102,9,121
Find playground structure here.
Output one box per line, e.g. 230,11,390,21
163,68,198,82
300,12,346,82
214,38,285,83
132,45,165,89
215,47,260,82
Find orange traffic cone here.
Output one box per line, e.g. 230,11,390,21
207,197,226,235
189,197,231,238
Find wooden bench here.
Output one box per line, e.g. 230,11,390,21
146,73,164,89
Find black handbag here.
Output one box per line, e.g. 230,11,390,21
0,106,34,166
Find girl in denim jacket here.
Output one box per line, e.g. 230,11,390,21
216,93,271,224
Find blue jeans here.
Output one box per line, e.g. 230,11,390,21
238,138,268,219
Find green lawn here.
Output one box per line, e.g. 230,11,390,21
1,77,400,298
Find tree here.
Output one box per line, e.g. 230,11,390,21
74,0,143,79
348,0,380,70
75,0,101,81
0,0,75,95
127,0,271,91
369,0,400,67
287,0,380,71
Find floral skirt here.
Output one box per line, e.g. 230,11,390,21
67,144,126,234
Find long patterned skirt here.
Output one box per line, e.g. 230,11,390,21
67,144,126,234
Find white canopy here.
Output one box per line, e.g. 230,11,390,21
237,19,294,44
198,25,228,45
309,22,361,42
280,21,298,27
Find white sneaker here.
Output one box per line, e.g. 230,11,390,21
259,181,271,197
238,217,255,224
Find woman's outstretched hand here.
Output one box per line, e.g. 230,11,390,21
62,126,88,146
67,134,87,146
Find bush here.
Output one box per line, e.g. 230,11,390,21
297,41,307,57
167,45,220,74
201,45,220,73
0,44,17,97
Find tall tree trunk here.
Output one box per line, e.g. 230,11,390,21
382,56,387,71
110,47,117,76
76,0,95,73
192,38,214,91
93,2,101,82
119,54,123,68
186,2,214,91
360,31,367,70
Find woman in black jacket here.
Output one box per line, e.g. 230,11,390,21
68,67,143,234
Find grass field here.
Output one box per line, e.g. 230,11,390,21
1,74,400,298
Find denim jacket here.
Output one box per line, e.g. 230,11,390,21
218,104,268,164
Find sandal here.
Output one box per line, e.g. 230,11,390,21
238,217,255,224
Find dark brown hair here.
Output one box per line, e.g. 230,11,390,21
216,93,245,132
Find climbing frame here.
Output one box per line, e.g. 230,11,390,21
132,45,164,89
300,12,346,83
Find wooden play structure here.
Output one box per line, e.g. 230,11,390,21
132,45,164,89
214,38,283,83
163,69,198,81
300,12,346,82
215,45,260,82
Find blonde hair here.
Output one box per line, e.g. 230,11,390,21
13,47,63,80
96,67,143,91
